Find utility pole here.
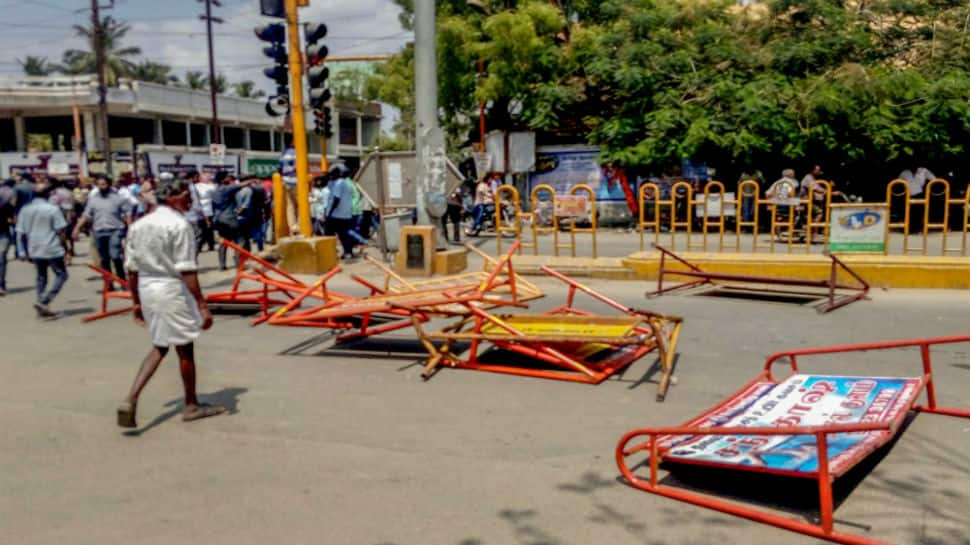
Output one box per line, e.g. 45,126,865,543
91,0,112,177
414,0,447,248
284,0,312,236
199,0,223,144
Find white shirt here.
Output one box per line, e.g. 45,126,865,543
125,205,197,279
195,181,217,217
117,185,140,208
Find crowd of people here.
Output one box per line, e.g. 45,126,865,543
0,167,279,317
0,160,379,319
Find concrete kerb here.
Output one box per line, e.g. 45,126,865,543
507,250,970,289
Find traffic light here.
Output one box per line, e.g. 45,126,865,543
255,23,289,117
305,22,332,138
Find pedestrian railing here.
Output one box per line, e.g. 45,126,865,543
497,178,968,257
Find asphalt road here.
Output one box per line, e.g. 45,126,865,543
1,247,968,545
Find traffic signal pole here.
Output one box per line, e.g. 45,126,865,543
284,0,312,237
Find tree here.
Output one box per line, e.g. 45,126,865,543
18,56,54,76
184,71,207,90
209,73,228,95
60,16,141,84
130,60,173,85
374,0,970,187
232,80,266,99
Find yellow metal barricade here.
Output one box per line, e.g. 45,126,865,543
638,182,661,251
804,180,832,253
669,181,693,250
735,180,763,252
695,181,727,252
529,184,569,256
948,185,970,256
885,179,911,254
568,184,597,258
925,179,951,256
495,184,522,255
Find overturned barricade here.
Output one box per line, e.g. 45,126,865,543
267,240,544,344
615,335,970,545
412,265,683,401
82,240,329,324
648,245,869,313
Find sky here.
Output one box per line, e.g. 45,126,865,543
0,0,412,94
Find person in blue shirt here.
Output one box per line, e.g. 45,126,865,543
16,183,70,319
324,163,356,259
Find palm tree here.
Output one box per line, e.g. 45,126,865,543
232,80,266,99
210,73,228,95
60,16,141,84
18,56,54,76
130,60,172,85
184,71,207,90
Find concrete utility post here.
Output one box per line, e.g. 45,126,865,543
414,0,448,248
91,0,112,177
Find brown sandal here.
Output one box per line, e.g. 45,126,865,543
117,402,137,428
182,403,226,423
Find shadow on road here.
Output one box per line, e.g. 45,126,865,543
123,386,248,437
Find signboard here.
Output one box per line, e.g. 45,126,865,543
0,152,82,178
694,192,736,218
554,195,588,217
246,158,278,177
387,162,403,199
661,374,920,475
829,204,888,253
144,151,239,177
529,148,626,202
209,143,226,165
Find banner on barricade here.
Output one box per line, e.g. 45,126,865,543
829,204,888,253
554,195,588,217
661,374,919,474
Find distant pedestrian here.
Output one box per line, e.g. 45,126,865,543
49,179,76,256
766,169,799,222
116,176,225,429
139,177,158,216
324,163,356,259
195,170,218,251
13,174,35,258
16,183,70,319
800,165,822,198
310,176,329,236
212,172,247,270
442,186,462,243
72,174,132,287
0,178,16,296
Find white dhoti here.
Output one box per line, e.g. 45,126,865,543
139,276,201,347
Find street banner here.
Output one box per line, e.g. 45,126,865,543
0,152,83,178
528,147,627,202
554,195,588,217
661,374,920,475
829,204,888,253
144,151,239,177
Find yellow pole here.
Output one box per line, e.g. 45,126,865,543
320,135,329,172
284,0,312,237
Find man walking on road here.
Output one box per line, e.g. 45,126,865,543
72,174,132,287
0,178,18,296
324,163,356,259
15,183,71,319
116,176,225,429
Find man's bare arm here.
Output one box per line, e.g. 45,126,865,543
181,271,213,329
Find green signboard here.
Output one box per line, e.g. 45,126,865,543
247,158,279,177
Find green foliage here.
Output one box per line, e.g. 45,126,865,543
371,0,970,185
18,56,54,76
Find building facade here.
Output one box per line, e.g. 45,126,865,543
0,75,381,177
